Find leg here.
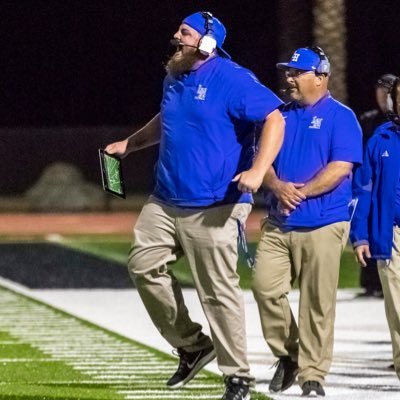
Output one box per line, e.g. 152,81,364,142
129,197,212,351
293,221,349,387
177,204,253,381
252,221,298,359
377,226,400,379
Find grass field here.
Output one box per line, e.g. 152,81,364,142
56,234,361,289
0,285,271,400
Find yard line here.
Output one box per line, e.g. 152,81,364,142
0,286,221,400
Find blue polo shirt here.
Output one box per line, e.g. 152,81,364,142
268,93,362,228
154,56,283,207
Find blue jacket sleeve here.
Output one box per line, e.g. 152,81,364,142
350,140,374,246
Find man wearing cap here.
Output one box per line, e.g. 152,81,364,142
252,47,362,397
360,74,398,145
105,11,284,400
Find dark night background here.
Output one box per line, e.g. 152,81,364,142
1,1,400,195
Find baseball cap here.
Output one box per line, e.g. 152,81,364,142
182,12,231,58
276,47,326,72
376,73,398,90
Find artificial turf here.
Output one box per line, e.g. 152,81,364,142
0,286,272,400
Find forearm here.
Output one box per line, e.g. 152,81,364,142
263,167,280,193
126,113,161,153
253,109,285,178
300,161,353,198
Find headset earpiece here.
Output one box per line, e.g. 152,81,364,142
386,77,400,125
307,46,331,75
198,12,217,56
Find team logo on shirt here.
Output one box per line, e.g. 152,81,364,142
194,84,207,101
381,150,390,157
309,116,323,129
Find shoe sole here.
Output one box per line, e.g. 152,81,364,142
301,390,325,397
167,349,216,390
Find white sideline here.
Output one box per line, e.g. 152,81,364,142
0,277,398,399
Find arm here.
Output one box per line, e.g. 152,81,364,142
105,113,161,158
350,143,374,265
234,109,285,193
299,161,353,198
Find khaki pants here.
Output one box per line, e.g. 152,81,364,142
252,220,349,386
129,196,253,380
377,225,400,380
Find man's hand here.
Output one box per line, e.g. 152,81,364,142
104,140,129,158
354,244,371,267
277,201,291,216
273,181,306,210
233,168,264,193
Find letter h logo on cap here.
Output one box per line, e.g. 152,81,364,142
291,52,300,62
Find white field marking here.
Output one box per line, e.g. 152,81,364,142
123,395,221,399
73,366,173,371
0,341,24,344
91,375,138,380
0,358,55,362
61,360,166,366
117,384,222,391
0,287,220,399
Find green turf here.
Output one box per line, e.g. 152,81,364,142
58,235,361,289
0,330,126,399
0,286,271,400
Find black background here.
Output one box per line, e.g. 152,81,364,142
1,1,400,194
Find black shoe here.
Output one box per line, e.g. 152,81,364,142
269,356,298,393
221,376,251,400
166,346,216,389
301,380,325,397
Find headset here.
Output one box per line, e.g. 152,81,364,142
198,12,217,56
307,46,331,75
386,76,400,125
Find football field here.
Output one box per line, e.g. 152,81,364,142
0,213,398,399
0,284,271,400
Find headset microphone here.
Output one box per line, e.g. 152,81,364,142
280,87,292,94
169,38,198,49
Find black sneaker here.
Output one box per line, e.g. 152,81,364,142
221,376,251,400
269,356,298,393
166,346,216,389
301,380,325,397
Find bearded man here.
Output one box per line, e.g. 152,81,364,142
105,11,284,400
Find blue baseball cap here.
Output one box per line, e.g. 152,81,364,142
182,12,231,58
277,47,327,73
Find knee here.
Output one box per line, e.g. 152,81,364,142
252,277,290,302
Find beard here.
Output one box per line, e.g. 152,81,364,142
165,48,199,78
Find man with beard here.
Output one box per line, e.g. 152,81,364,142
105,11,284,400
252,47,362,397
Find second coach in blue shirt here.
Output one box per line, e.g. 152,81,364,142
252,47,363,397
